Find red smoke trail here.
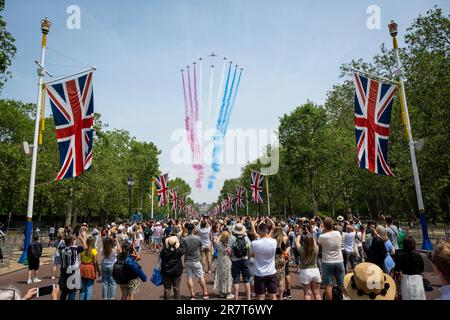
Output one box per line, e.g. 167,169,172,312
181,70,193,150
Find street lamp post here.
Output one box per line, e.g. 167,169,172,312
128,175,134,218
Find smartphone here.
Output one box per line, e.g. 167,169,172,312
37,284,55,298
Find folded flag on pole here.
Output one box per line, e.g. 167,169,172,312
155,173,169,206
46,71,94,180
250,170,264,203
354,73,398,176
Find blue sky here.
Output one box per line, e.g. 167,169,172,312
2,0,449,204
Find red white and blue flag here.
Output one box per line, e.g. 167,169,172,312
236,186,245,208
178,196,185,213
227,194,234,211
46,72,94,180
155,173,169,206
221,199,227,212
250,170,264,203
169,188,178,212
354,73,398,176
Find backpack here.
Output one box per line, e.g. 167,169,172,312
144,227,152,237
113,255,136,284
29,243,41,259
232,236,248,258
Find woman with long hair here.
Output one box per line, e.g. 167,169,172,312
101,236,121,300
394,236,425,300
214,231,234,299
79,236,100,300
295,231,322,300
273,225,289,300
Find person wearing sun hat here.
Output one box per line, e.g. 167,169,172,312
160,235,185,300
343,262,396,300
228,223,252,300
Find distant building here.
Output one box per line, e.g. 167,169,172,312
197,202,210,216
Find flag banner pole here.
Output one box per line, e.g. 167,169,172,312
246,190,249,216
151,180,154,220
388,21,431,250
45,66,96,85
350,68,397,85
266,176,271,216
19,18,51,264
38,84,46,145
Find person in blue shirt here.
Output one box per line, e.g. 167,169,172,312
118,242,147,300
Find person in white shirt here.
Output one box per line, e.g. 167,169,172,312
249,221,277,300
343,225,356,272
431,239,450,300
317,217,345,300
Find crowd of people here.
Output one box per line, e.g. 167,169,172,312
1,214,450,301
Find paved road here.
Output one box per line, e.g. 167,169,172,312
0,247,444,300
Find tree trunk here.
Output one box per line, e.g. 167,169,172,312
72,202,78,227
140,188,144,211
65,187,73,227
309,171,318,215
365,197,372,220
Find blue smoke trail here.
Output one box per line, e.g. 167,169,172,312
221,68,243,133
208,63,233,190
215,63,232,131
218,65,238,133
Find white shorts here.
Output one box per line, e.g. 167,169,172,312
300,268,321,285
185,260,204,279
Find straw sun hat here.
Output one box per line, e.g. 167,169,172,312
343,262,396,300
165,236,180,250
232,223,247,236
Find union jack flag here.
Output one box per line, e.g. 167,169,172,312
227,194,234,211
236,186,245,208
250,170,264,203
154,173,169,206
178,196,185,213
169,188,178,212
221,199,227,212
46,72,94,180
354,73,398,176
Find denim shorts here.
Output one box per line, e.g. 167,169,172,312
231,259,250,284
321,262,345,286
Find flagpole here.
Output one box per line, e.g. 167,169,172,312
19,18,51,264
246,190,249,216
266,176,271,216
388,21,431,250
151,180,154,220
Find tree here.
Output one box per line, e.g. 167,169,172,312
278,102,328,215
0,0,16,93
